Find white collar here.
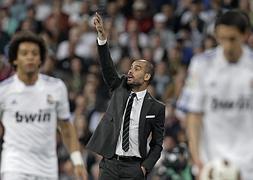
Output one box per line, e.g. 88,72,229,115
13,73,44,92
131,89,147,101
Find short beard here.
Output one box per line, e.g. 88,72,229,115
127,82,142,89
25,68,38,77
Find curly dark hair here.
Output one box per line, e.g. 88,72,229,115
8,30,47,67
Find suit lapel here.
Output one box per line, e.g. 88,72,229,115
139,92,153,140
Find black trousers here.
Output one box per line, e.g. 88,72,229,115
98,156,146,180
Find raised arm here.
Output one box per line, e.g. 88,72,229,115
93,13,121,90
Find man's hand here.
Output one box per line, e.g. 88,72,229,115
74,165,88,180
141,166,146,176
93,12,107,40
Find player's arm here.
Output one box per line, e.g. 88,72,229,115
177,56,206,178
58,120,80,154
56,79,87,180
58,120,88,180
186,112,203,177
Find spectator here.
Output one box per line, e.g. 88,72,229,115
119,18,149,59
151,12,176,49
152,61,171,100
127,0,153,33
0,55,13,81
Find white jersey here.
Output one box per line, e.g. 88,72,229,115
178,46,253,179
0,74,70,178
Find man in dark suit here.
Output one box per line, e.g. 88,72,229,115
87,13,165,180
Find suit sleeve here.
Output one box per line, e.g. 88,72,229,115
141,104,165,172
97,42,121,91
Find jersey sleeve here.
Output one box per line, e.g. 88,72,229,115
177,56,206,113
56,80,71,120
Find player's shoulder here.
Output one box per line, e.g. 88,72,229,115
241,46,253,67
193,47,218,62
40,74,60,82
190,47,219,70
247,46,253,59
0,75,15,88
40,74,65,86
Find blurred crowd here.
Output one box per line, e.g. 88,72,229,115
0,0,253,179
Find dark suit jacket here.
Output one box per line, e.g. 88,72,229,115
87,42,165,173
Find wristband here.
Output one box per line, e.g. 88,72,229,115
70,151,84,166
191,164,199,175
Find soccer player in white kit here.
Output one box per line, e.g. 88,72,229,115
0,31,87,180
178,10,253,180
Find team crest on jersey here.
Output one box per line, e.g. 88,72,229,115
47,94,54,104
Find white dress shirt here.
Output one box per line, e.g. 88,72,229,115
115,90,147,157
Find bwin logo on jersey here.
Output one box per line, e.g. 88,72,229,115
211,97,253,111
16,111,51,123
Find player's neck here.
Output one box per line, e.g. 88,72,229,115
17,71,39,85
225,47,243,63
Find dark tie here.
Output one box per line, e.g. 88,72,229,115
122,93,136,152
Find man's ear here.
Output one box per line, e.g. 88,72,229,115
144,73,151,81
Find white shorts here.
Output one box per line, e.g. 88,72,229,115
1,172,57,180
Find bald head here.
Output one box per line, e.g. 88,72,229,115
134,59,154,83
